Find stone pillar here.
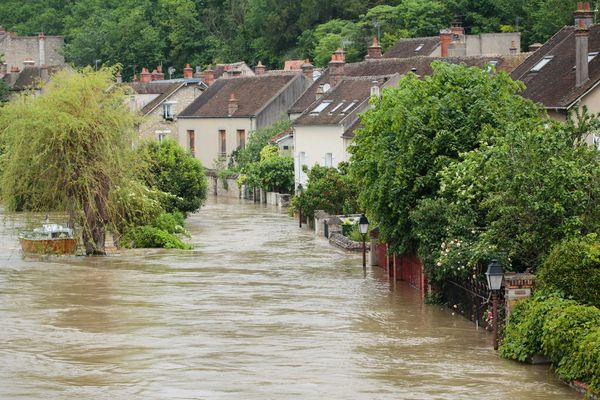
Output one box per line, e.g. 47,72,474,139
503,272,535,319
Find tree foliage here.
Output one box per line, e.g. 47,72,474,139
0,67,139,254
138,138,208,214
230,119,290,170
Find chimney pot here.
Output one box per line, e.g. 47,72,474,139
203,65,215,86
329,48,346,87
366,35,383,60
255,61,266,76
440,29,452,57
183,63,193,79
140,67,152,83
301,60,314,81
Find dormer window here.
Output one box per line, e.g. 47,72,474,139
163,100,177,120
530,56,554,73
415,44,424,52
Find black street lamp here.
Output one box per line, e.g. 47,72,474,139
485,259,504,350
359,214,369,268
297,184,304,228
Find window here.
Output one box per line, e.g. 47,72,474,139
341,101,357,114
589,52,599,62
311,101,332,114
237,129,246,149
324,152,333,168
329,102,344,114
530,56,553,73
163,101,177,120
415,44,424,52
219,130,226,160
156,130,170,142
187,130,195,156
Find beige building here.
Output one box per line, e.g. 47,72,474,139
178,73,310,168
0,28,64,73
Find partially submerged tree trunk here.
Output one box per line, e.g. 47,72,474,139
82,174,110,255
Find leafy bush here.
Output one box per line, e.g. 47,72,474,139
152,212,187,235
246,154,294,194
542,304,600,382
139,139,208,213
230,119,290,170
500,294,600,392
538,235,600,308
122,225,192,250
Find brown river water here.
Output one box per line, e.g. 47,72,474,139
0,197,580,399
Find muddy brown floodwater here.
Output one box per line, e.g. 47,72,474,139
0,197,581,399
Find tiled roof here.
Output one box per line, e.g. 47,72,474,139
293,78,375,126
284,60,305,70
289,55,522,116
128,82,185,115
5,66,61,90
269,127,294,143
510,25,600,109
383,36,440,59
179,74,297,118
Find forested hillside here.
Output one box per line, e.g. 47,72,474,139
0,0,586,76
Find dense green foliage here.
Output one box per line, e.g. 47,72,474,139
230,119,290,170
0,0,585,72
245,148,295,194
538,235,600,308
500,294,600,391
351,62,600,282
139,139,208,214
122,225,192,250
292,164,359,219
0,67,139,254
0,79,10,103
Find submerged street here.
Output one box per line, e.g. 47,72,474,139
0,198,579,399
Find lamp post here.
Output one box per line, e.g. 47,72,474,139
359,214,369,268
297,184,303,228
485,259,504,350
95,59,102,71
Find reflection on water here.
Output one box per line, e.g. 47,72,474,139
0,198,580,399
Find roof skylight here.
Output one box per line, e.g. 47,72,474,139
589,52,599,62
415,44,425,52
329,102,344,113
341,101,357,114
530,56,554,73
311,101,332,114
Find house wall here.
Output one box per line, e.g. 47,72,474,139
466,33,521,56
177,117,254,168
0,34,64,69
129,94,160,112
137,84,201,142
293,124,345,187
256,75,310,129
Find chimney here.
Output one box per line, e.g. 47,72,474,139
329,48,345,87
228,92,238,116
255,61,266,75
156,66,165,80
140,68,152,83
40,65,49,82
370,80,380,98
510,40,518,55
38,32,46,67
301,59,314,81
194,66,202,79
576,19,590,87
203,65,215,86
450,25,465,37
23,60,35,68
115,72,123,84
366,35,383,60
316,84,324,101
440,29,452,57
575,2,594,29
183,63,193,79
151,69,160,81
529,43,543,52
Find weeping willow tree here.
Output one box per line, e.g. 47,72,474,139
0,67,140,255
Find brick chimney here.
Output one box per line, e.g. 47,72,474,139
38,32,46,67
301,59,314,81
228,92,238,116
203,65,215,86
509,40,518,55
140,67,152,83
576,18,590,87
23,60,35,68
255,61,266,75
329,48,345,87
183,63,193,79
156,65,165,80
366,35,382,60
151,68,160,81
575,2,594,28
440,29,452,57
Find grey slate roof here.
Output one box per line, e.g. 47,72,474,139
383,37,440,59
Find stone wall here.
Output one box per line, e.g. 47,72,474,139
329,233,364,252
206,171,241,198
0,33,64,70
138,83,201,143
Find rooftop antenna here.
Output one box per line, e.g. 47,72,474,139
515,16,521,32
341,38,352,50
372,18,381,42
168,66,176,80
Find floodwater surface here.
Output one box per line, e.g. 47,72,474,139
0,198,581,399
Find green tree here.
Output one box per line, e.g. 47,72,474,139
138,138,208,214
230,119,290,170
0,67,139,255
350,62,543,257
